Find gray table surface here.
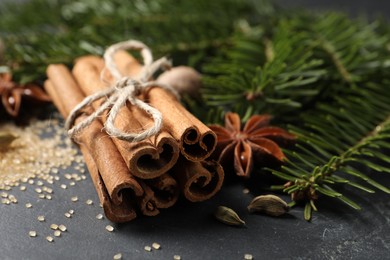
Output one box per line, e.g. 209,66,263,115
1,1,390,259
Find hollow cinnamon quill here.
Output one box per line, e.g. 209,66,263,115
114,51,217,162
72,56,180,179
171,158,224,202
45,65,143,222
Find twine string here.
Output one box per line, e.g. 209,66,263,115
65,40,179,142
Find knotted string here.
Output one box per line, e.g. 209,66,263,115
65,40,179,142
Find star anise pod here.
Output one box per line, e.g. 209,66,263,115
0,71,51,117
209,112,295,178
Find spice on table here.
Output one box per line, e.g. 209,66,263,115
0,70,51,117
247,194,290,217
209,112,295,178
0,131,18,149
214,206,245,227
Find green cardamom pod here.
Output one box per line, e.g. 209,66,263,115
0,131,18,149
247,194,289,217
214,206,245,226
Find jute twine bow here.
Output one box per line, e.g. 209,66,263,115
65,40,179,142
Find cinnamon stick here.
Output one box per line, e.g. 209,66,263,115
72,56,180,179
171,158,224,202
46,65,143,207
44,79,138,222
114,51,217,162
145,174,179,208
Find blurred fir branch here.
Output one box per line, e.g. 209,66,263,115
0,0,255,83
200,13,390,123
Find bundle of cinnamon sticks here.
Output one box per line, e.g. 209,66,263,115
44,51,224,222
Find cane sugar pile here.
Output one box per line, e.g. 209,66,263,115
0,118,82,190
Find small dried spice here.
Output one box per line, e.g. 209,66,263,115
144,246,152,252
247,194,289,217
214,206,245,227
0,131,18,149
105,225,114,232
29,231,37,237
113,253,122,260
0,71,51,117
209,112,295,178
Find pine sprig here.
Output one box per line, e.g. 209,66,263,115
0,0,254,82
270,82,390,220
202,19,326,122
200,13,390,124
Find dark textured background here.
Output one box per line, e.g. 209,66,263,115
1,1,390,259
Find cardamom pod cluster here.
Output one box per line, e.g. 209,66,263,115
247,194,289,217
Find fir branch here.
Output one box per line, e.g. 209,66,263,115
0,0,254,82
271,81,390,220
200,12,390,124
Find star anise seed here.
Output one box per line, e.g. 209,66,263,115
209,112,295,178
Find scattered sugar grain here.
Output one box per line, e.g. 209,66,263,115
60,184,67,189
144,246,152,252
86,199,93,205
58,225,67,232
37,216,45,222
71,196,78,202
105,225,114,232
46,236,54,242
113,253,122,260
46,195,52,200
25,203,32,208
244,254,253,260
69,209,74,215
54,230,61,237
20,186,26,191
50,224,58,230
69,182,75,186
29,231,37,237
173,255,181,260
152,242,161,250
242,188,250,194
65,212,71,218
96,214,104,220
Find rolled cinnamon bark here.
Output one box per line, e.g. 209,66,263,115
114,51,217,162
72,56,180,179
46,65,143,209
44,79,138,222
145,174,179,208
170,158,224,202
